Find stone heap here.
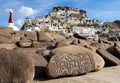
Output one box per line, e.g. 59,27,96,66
0,27,120,81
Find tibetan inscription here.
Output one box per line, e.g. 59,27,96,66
49,53,95,77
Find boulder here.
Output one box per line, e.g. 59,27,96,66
11,31,37,41
11,31,25,37
96,49,120,66
19,41,32,48
32,41,54,49
48,48,104,78
71,39,79,45
49,32,66,42
36,49,50,57
108,36,119,41
84,45,97,52
18,37,32,48
0,27,14,35
37,31,53,42
0,49,34,83
47,53,95,78
0,44,16,50
90,42,112,50
79,39,90,47
24,31,37,41
55,40,70,48
32,54,48,79
36,49,44,55
114,42,120,59
0,33,13,44
14,48,48,79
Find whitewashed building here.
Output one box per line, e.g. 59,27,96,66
71,26,96,37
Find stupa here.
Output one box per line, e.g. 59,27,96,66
8,9,19,31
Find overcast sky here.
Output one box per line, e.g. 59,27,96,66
0,0,120,29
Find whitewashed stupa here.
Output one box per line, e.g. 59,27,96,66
8,9,19,31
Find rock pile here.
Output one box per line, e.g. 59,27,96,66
0,27,120,81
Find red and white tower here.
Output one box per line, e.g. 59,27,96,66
8,9,19,30
8,9,13,25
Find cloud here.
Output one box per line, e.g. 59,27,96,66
18,6,38,17
15,19,23,26
15,6,38,27
5,8,13,13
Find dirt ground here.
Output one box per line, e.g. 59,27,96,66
32,66,120,83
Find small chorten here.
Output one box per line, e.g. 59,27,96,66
8,9,19,31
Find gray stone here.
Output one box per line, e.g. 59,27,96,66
96,49,120,66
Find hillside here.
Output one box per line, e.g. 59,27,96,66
21,6,103,33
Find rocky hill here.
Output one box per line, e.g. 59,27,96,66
21,6,103,33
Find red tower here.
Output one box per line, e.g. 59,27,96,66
7,9,19,30
8,10,13,23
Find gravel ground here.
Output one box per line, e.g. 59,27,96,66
32,66,120,83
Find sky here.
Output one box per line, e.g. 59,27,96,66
0,0,120,29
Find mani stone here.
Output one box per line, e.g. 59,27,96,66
96,49,120,66
50,45,105,71
48,45,105,78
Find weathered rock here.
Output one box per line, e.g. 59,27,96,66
107,42,120,59
108,36,119,41
32,41,42,48
11,31,37,41
107,46,115,55
96,49,120,66
11,31,25,37
0,49,34,83
49,45,105,77
48,49,104,78
0,44,16,50
90,42,112,50
114,42,120,59
36,49,50,57
71,39,79,45
14,48,48,79
84,45,97,52
79,39,90,47
0,27,14,35
32,41,54,49
55,40,70,48
36,49,44,55
18,37,32,48
24,31,37,41
37,31,53,42
19,41,32,48
43,50,51,57
32,54,48,79
49,32,66,42
0,33,13,44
